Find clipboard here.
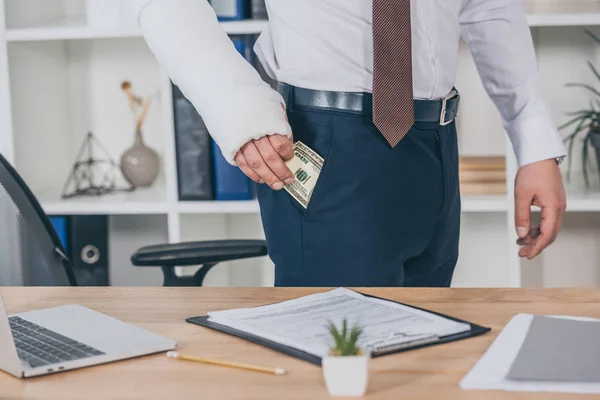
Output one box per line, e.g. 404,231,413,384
186,291,491,366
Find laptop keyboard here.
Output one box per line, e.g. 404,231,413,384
9,316,105,368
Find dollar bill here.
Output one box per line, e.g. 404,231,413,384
284,141,324,208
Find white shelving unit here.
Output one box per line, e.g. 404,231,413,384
1,0,600,287
4,18,268,42
526,0,600,26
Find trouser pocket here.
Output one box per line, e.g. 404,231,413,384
286,107,334,219
435,121,459,218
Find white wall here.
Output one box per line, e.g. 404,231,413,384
0,0,14,163
9,41,72,193
109,214,167,286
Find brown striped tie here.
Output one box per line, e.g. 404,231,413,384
372,0,414,147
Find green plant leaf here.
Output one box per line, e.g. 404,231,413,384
588,61,600,85
327,318,363,356
565,110,595,117
563,116,592,182
564,110,592,118
585,29,600,47
563,124,588,143
327,321,342,348
562,117,590,144
349,324,362,350
566,130,578,183
583,133,592,188
559,115,588,130
574,118,591,136
565,83,600,98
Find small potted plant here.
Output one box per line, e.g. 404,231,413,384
560,29,600,187
322,319,369,397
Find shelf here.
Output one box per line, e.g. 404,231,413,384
526,0,600,27
564,187,600,211
5,19,269,42
220,20,268,35
4,3,600,42
461,195,508,212
560,176,600,212
566,193,600,212
39,195,508,215
178,200,260,214
38,185,169,215
176,196,507,214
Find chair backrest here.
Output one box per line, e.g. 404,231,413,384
0,153,76,286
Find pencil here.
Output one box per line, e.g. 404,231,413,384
166,351,287,375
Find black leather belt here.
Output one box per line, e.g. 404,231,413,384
277,83,460,126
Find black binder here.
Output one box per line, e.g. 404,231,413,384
68,215,109,286
186,291,491,366
172,83,214,201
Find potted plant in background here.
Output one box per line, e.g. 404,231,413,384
322,319,369,397
560,29,600,187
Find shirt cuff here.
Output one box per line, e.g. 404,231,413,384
505,109,567,167
500,75,567,167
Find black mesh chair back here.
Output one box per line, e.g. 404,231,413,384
0,154,76,286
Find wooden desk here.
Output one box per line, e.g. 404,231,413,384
1,287,600,400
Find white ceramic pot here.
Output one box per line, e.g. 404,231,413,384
322,354,369,397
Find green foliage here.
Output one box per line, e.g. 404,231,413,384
560,29,600,187
327,319,363,356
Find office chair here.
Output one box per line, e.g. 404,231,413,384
131,240,268,286
0,153,76,286
0,152,267,287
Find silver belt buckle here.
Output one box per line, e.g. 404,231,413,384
440,89,459,126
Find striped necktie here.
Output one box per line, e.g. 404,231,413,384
372,0,414,147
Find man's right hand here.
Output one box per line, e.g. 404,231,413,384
234,134,295,190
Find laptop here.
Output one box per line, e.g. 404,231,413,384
0,291,177,378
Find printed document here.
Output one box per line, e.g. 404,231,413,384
208,288,470,357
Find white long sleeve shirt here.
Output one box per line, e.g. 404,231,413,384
130,0,566,166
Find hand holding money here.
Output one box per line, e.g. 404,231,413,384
234,135,322,209
234,134,295,190
283,142,324,208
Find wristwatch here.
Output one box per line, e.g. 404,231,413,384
555,156,566,166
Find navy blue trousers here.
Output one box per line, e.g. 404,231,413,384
257,105,461,287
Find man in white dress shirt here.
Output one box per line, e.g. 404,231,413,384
130,0,566,287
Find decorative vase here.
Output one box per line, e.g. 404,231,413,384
120,129,160,188
322,354,369,397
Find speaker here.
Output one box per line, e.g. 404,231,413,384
68,215,109,286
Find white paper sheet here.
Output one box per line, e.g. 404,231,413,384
460,313,600,394
208,287,470,357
